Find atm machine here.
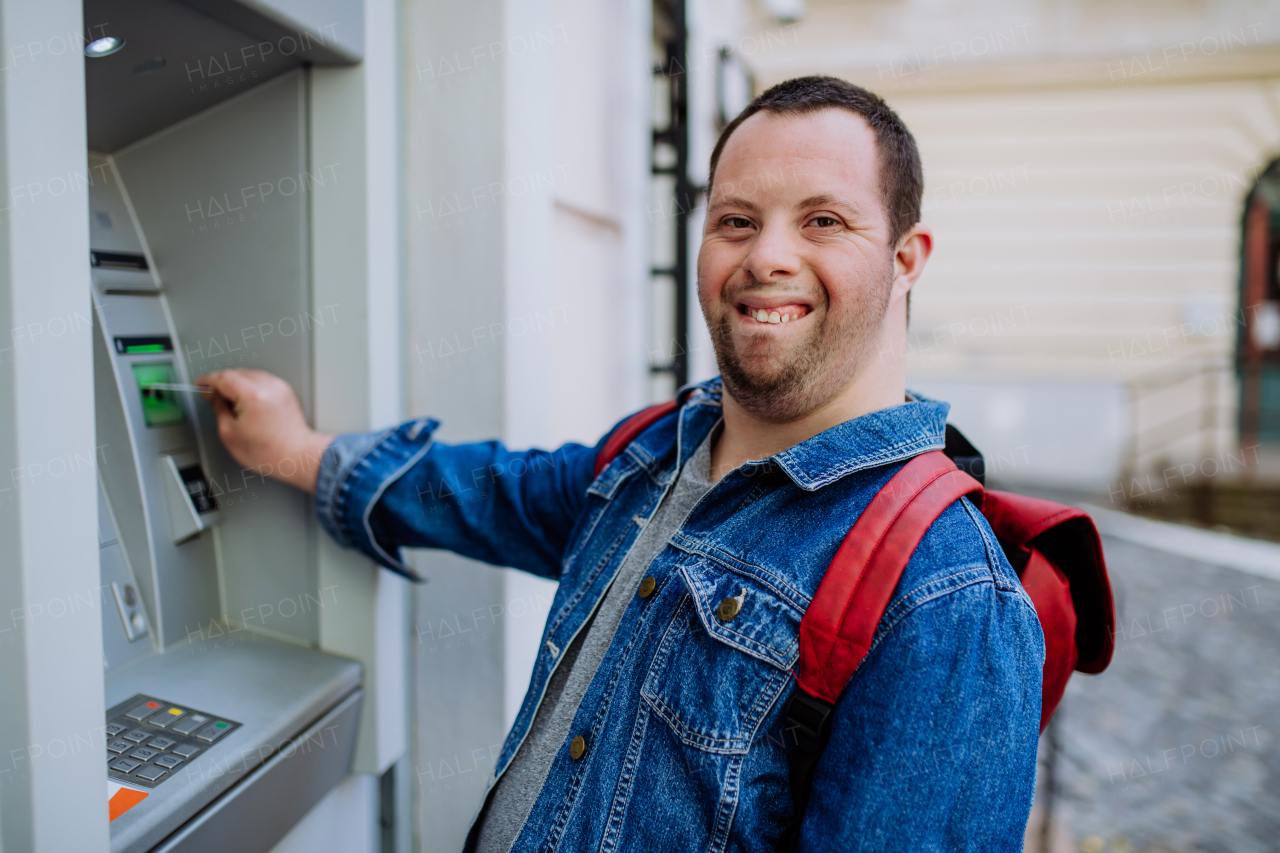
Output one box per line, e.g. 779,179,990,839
80,1,383,850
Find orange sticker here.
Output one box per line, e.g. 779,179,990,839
108,780,148,821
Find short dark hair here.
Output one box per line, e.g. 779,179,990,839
707,76,923,247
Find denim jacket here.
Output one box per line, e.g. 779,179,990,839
315,379,1044,852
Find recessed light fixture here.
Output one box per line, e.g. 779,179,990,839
85,36,125,58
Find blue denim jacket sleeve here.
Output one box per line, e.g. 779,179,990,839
314,417,601,580
801,552,1043,850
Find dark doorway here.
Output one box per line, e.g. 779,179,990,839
1239,167,1280,444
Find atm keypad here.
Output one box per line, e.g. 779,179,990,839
105,694,240,789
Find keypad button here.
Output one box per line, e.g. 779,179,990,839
130,747,159,761
154,754,183,769
195,721,232,743
105,724,127,737
171,743,201,759
146,707,185,728
107,740,132,754
123,729,150,743
135,765,167,782
124,701,161,721
148,736,176,750
109,758,142,773
170,714,208,735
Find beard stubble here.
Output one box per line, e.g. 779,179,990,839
702,265,894,424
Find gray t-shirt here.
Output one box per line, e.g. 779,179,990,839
475,432,717,853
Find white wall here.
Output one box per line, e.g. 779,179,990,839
402,0,651,847
503,0,652,729
0,1,108,850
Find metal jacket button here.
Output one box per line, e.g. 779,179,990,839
638,576,657,599
716,597,740,621
569,735,586,760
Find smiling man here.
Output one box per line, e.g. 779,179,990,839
200,77,1044,852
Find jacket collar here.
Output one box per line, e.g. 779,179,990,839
673,377,949,491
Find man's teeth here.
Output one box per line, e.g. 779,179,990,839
749,308,799,324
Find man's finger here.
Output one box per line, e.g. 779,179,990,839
208,392,234,421
197,369,245,400
195,370,246,420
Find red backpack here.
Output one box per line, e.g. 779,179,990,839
595,402,1116,848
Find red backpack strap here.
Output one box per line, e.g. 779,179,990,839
777,450,981,851
796,450,983,704
593,400,679,477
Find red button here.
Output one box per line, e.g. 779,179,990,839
145,702,159,708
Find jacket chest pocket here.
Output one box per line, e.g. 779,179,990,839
641,559,802,754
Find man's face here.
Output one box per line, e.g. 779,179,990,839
697,108,899,423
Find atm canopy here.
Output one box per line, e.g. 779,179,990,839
84,0,362,152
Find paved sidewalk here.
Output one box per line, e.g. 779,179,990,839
1031,533,1280,852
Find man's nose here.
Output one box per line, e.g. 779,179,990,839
742,221,802,282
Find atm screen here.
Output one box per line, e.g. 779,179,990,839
131,362,187,427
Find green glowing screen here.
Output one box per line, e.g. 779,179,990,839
131,362,186,428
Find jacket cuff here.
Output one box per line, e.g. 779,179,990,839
314,418,440,580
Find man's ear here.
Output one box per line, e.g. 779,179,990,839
892,223,933,302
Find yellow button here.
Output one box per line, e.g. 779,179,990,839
716,597,740,622
569,735,586,760
638,577,657,599
168,708,183,715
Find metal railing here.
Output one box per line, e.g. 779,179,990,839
1120,357,1238,487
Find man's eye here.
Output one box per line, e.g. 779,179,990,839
724,216,752,229
811,216,839,228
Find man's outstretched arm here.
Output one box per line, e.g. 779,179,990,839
198,369,599,580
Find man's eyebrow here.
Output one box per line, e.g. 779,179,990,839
796,194,859,212
706,195,762,213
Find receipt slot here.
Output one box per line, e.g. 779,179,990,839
79,1,388,851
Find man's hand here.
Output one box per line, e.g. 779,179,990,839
195,369,333,494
